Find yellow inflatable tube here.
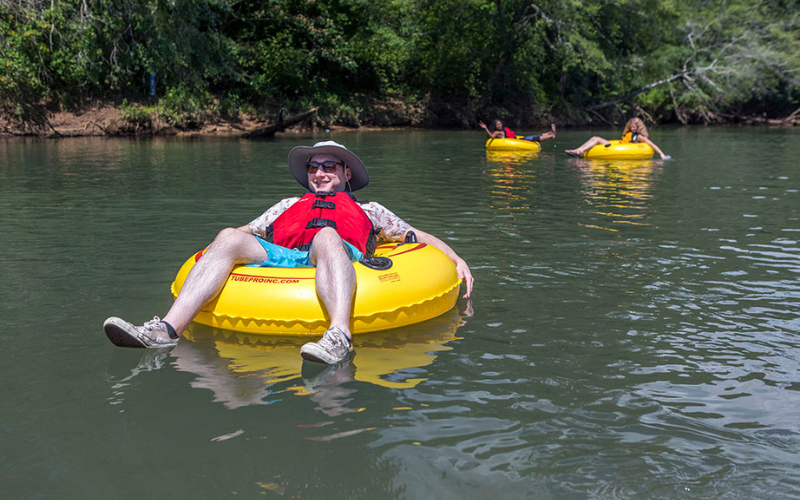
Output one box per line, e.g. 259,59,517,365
171,242,461,336
584,140,653,160
485,137,542,152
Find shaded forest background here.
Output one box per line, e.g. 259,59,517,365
2,0,799,133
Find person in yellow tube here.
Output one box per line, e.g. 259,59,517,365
565,117,670,159
479,119,556,143
103,141,474,365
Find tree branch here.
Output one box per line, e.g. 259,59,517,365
588,72,687,111
242,108,317,138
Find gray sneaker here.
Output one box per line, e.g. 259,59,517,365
300,327,354,364
104,316,179,348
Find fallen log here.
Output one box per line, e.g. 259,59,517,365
242,108,317,138
782,106,800,125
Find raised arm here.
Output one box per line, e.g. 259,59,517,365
479,121,504,139
408,227,473,298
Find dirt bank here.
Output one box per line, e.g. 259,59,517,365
2,103,798,138
0,105,337,138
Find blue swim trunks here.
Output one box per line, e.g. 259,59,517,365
250,236,364,268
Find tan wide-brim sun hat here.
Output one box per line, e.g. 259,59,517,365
287,140,370,191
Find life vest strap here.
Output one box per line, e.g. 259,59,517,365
306,218,337,229
313,200,336,210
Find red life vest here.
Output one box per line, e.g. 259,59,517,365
504,127,517,139
268,192,376,255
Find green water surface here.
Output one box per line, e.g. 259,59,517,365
1,127,799,499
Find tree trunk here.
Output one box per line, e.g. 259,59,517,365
242,108,318,138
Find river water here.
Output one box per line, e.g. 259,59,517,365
1,128,799,499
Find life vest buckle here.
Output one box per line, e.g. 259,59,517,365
312,200,336,210
306,218,337,229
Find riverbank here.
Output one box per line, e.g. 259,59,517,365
0,105,310,138
2,103,799,138
0,98,429,138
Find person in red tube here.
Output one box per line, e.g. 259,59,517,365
103,141,474,364
479,119,556,142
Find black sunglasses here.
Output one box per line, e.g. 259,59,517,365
306,160,344,174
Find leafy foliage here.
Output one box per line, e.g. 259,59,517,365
1,0,798,129
157,84,211,129
118,98,152,127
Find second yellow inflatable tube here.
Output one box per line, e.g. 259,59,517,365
584,140,654,160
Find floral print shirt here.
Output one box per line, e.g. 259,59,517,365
248,197,412,242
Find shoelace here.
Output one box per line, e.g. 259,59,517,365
142,316,164,332
141,316,176,344
319,328,350,351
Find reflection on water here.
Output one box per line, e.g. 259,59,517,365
109,307,465,411
485,150,540,165
571,157,665,232
483,150,540,215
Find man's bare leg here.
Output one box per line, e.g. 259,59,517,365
308,227,356,338
164,227,268,333
300,228,357,363
104,227,266,347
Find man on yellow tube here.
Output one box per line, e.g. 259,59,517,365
103,141,474,364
